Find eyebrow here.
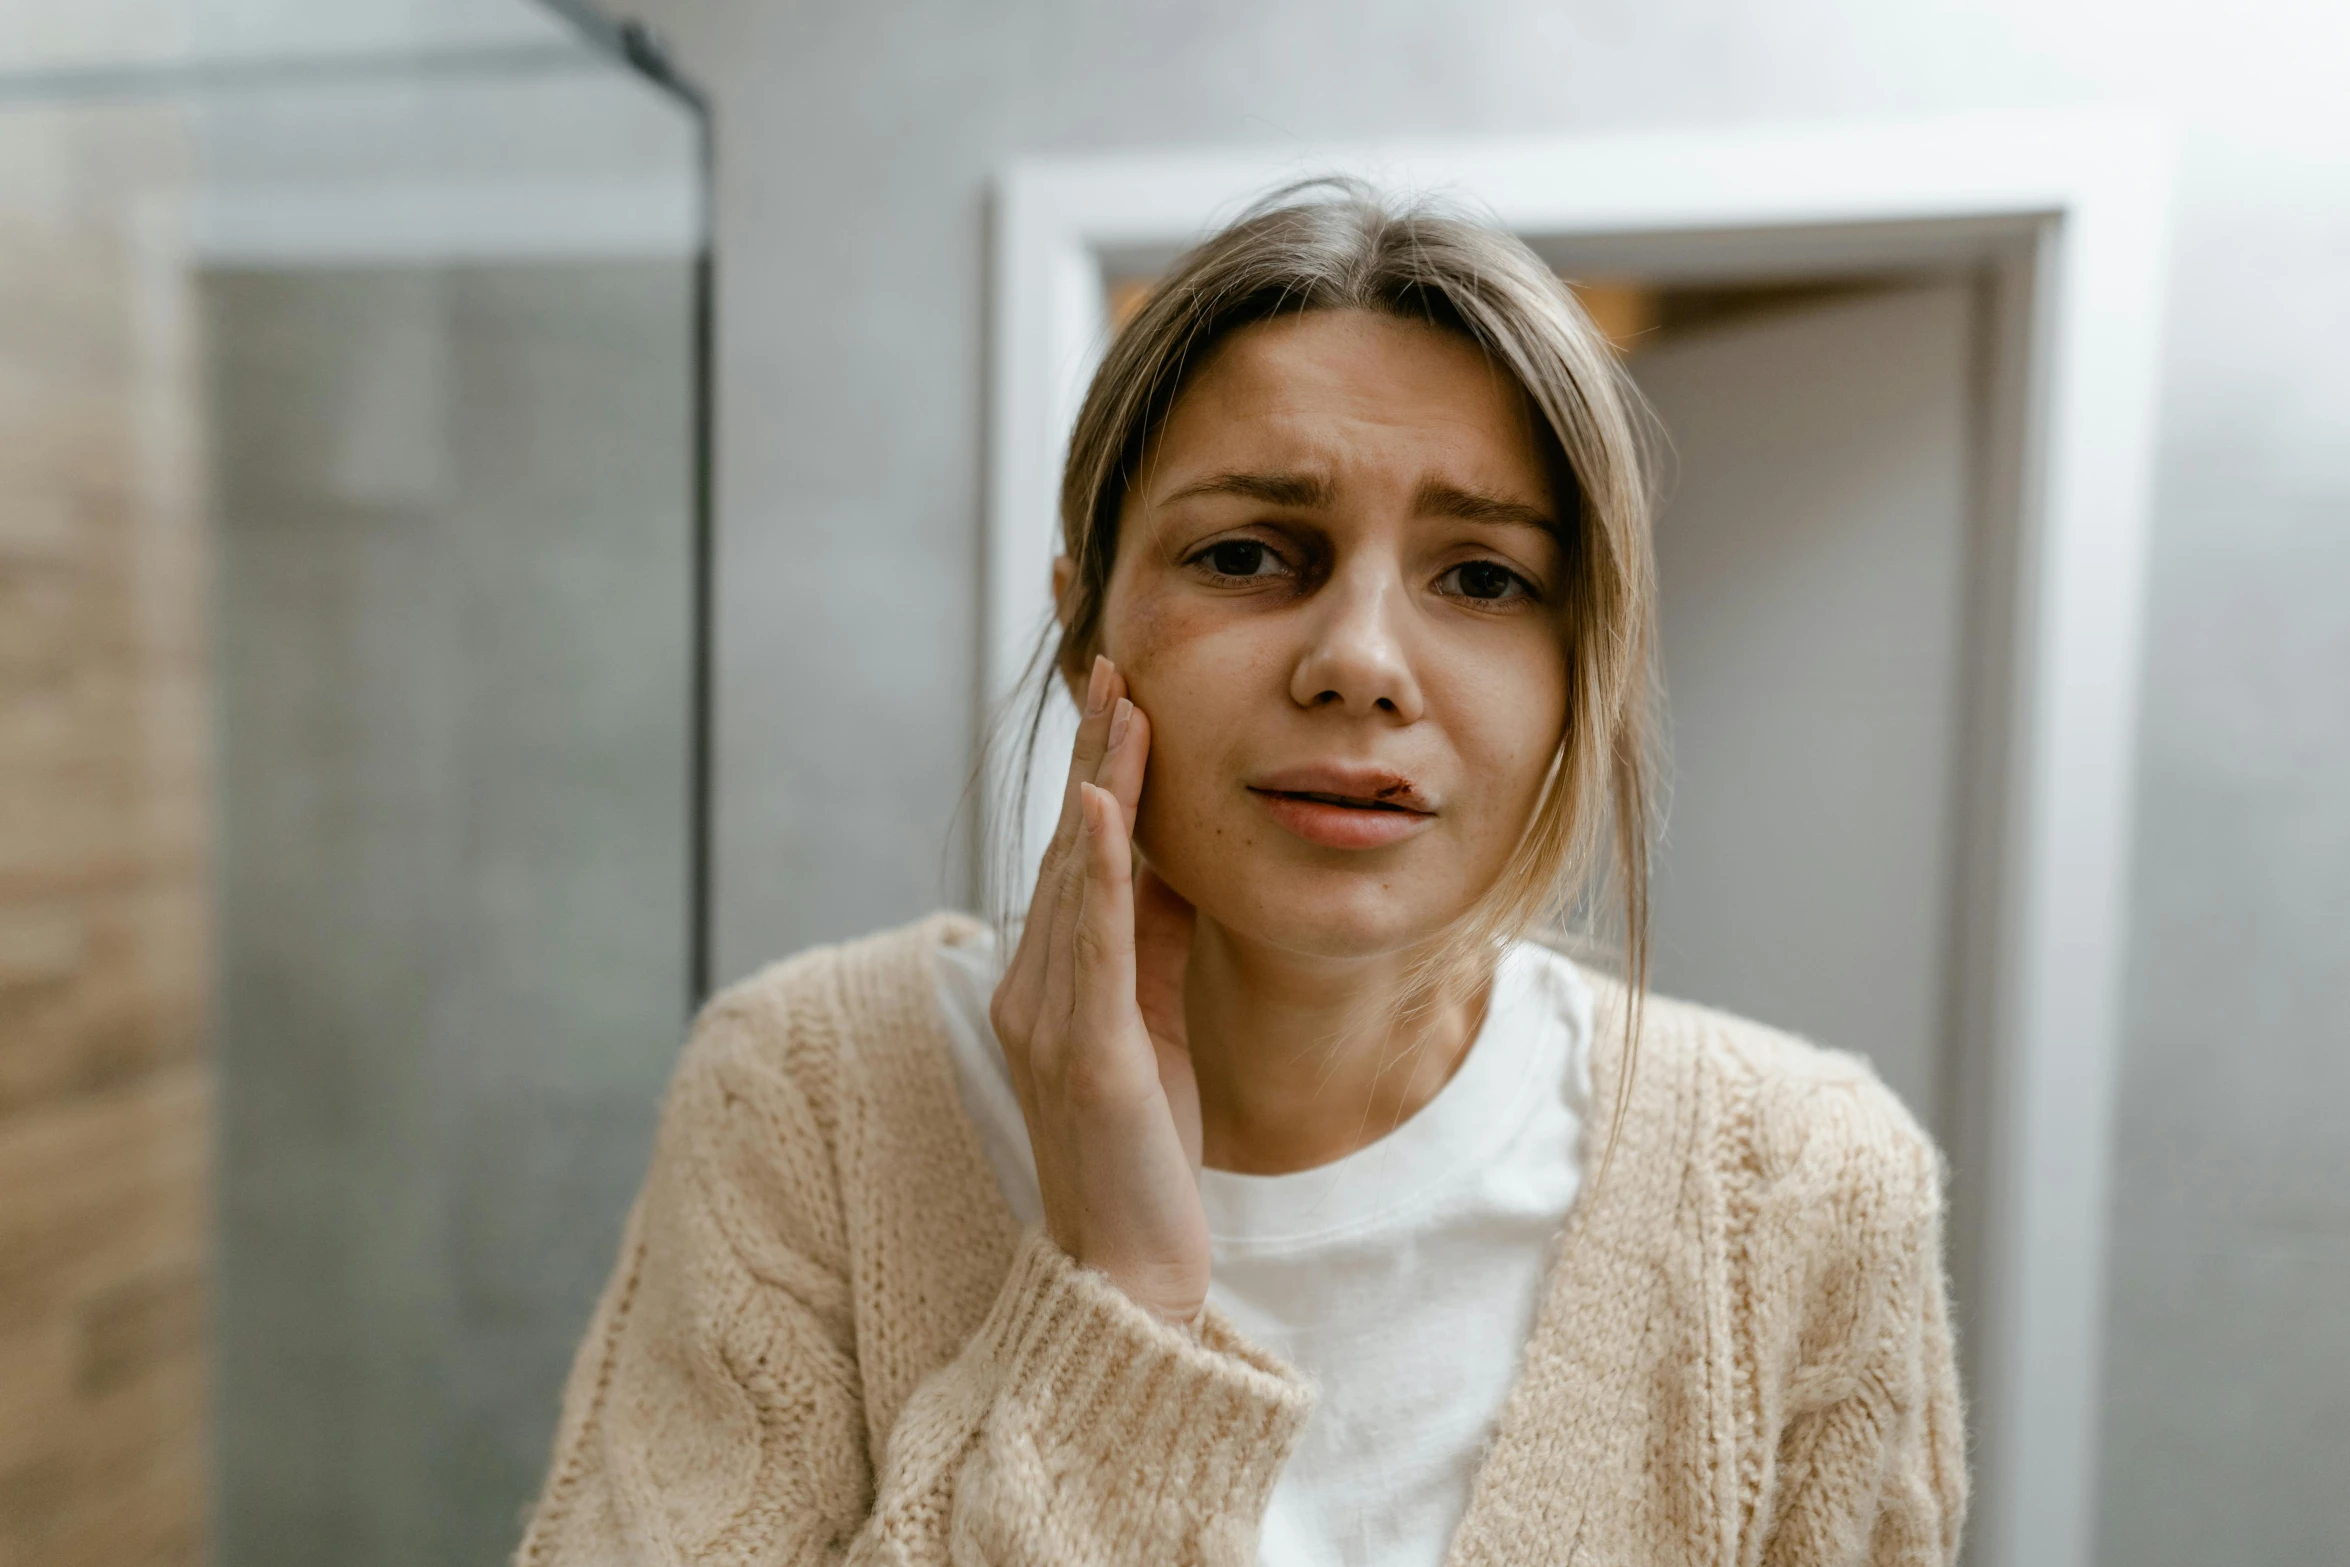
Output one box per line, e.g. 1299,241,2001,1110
1413,478,1557,534
1158,469,1331,508
1157,469,1555,534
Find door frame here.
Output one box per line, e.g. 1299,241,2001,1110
986,111,2170,1567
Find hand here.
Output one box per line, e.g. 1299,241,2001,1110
989,655,1207,1324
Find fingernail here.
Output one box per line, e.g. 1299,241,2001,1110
1078,782,1101,833
1108,697,1132,750
1085,655,1112,715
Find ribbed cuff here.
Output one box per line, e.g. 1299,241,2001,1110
972,1226,1315,1535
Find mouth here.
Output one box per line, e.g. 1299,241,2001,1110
1245,768,1437,850
1255,789,1427,813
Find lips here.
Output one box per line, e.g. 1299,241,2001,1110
1246,763,1437,850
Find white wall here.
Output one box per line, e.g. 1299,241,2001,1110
628,2,2350,1561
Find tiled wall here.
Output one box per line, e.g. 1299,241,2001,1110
0,111,210,1567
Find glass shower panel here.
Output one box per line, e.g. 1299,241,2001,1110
202,46,704,1567
0,6,707,1564
202,68,703,1567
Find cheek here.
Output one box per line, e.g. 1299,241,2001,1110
1100,581,1280,735
1443,639,1570,826
1099,575,1216,682
1098,584,1281,858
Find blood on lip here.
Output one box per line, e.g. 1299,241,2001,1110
1246,767,1435,812
1275,790,1418,812
1247,786,1438,850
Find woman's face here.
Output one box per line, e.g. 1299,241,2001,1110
1090,308,1571,961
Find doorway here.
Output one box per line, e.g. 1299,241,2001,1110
1632,277,1976,1143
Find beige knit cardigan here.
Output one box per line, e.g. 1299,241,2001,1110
517,913,1966,1566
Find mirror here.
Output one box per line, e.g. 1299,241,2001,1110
0,4,707,1561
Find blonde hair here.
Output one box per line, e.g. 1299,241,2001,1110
999,177,1661,1133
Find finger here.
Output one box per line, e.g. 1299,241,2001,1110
1049,654,1126,858
1091,697,1150,833
1007,655,1125,984
1033,702,1148,1056
1071,782,1146,1090
1032,783,1095,1072
1047,697,1142,1021
1002,654,1125,1025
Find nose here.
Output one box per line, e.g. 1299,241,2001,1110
1288,562,1425,723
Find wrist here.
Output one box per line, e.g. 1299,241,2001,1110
1048,1223,1209,1328
1110,1267,1209,1329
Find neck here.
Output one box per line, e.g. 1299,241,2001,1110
1184,918,1494,1176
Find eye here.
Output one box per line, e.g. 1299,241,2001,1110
1190,538,1287,580
1438,560,1534,604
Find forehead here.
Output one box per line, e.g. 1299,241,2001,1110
1144,309,1551,492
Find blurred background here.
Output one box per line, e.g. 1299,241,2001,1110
0,2,701,1562
1,2,2343,1566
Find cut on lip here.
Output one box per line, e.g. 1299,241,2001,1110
1248,763,1436,813
1260,788,1428,814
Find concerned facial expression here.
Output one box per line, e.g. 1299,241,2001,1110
1093,308,1573,960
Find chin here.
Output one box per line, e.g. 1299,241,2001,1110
1136,792,1485,963
1185,856,1460,963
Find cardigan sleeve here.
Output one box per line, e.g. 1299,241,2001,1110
1755,1072,1969,1567
513,981,1313,1567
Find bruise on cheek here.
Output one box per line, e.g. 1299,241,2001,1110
1101,580,1174,678
1098,577,1175,861
1103,575,1272,894
1100,571,1245,714
1107,564,1272,669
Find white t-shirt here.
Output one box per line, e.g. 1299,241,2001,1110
929,924,1594,1567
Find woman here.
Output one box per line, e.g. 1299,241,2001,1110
517,183,1965,1566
